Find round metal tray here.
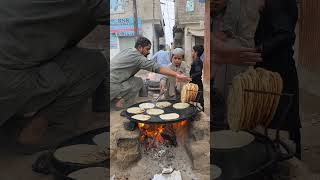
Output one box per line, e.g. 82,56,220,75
122,100,200,124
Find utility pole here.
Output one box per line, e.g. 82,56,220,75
133,0,139,38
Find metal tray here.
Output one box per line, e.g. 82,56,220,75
122,100,200,124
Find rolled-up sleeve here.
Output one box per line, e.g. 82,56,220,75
137,56,162,73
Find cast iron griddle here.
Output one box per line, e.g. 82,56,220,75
49,127,108,180
211,130,293,180
122,100,200,124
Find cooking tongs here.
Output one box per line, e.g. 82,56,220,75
153,88,167,103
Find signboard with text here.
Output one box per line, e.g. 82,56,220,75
110,17,142,37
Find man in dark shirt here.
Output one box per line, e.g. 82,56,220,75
191,45,204,110
254,0,301,158
0,0,108,152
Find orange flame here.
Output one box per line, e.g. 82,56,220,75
137,120,189,146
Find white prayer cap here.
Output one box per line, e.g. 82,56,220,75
172,48,184,56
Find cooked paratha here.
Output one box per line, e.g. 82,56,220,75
139,103,155,109
156,101,172,108
54,144,107,164
212,130,255,149
93,132,109,149
159,113,180,120
173,102,190,109
68,167,108,180
127,107,144,114
227,68,283,130
131,114,151,121
146,108,164,115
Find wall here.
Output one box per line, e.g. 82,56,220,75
298,1,320,96
176,0,205,24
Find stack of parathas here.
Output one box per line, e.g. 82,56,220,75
181,83,199,103
227,68,283,131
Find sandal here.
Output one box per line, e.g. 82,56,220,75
123,121,137,131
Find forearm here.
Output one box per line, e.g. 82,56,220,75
159,67,178,78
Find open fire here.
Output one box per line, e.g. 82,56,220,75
138,120,189,148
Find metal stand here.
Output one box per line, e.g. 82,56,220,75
244,89,294,148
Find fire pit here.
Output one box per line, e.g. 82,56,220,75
110,101,210,179
138,120,188,148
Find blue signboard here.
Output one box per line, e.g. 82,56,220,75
110,17,142,37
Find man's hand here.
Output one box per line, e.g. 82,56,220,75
176,73,192,82
159,67,192,82
216,47,262,65
159,81,166,93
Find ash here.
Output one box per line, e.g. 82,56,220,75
141,144,175,162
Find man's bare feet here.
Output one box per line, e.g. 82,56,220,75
18,116,48,145
115,98,125,109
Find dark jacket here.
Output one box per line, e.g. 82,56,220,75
254,0,300,131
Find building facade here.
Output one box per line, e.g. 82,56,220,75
110,0,164,59
173,0,205,65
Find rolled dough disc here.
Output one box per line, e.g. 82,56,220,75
127,107,144,114
160,113,180,120
54,144,107,164
131,114,151,121
156,101,172,108
67,167,108,180
173,103,190,109
146,108,165,115
212,130,255,149
139,103,155,109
